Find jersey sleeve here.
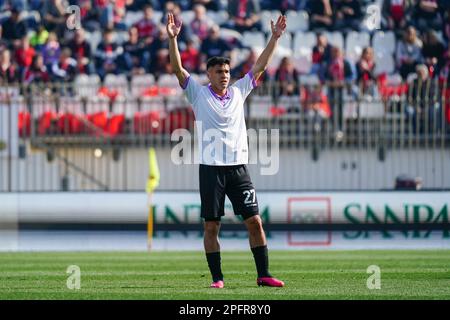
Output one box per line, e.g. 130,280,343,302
181,75,202,106
231,71,257,99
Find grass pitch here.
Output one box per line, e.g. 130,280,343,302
0,250,449,300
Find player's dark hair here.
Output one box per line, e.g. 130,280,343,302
206,56,230,70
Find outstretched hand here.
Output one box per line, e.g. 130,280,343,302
271,15,287,39
166,13,182,39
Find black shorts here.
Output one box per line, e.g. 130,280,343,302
199,164,259,221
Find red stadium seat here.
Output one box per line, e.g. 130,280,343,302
57,113,84,134
18,111,31,137
141,86,159,97
87,111,108,136
38,111,57,135
161,108,195,133
133,110,161,134
97,87,119,102
106,114,125,136
377,73,408,99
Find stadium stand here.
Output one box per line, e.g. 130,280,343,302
0,0,449,142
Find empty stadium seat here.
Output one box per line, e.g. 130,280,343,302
124,11,144,26
292,53,312,74
131,74,156,97
293,31,316,53
286,10,309,33
324,32,344,49
242,31,265,50
190,73,209,85
300,74,321,86
372,31,396,55
260,10,282,33
180,10,195,25
277,95,301,112
206,10,228,25
104,74,129,97
75,74,101,98
248,95,273,118
278,32,293,52
374,52,395,75
345,31,371,63
87,30,102,53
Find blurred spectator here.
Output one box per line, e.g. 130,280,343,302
126,0,162,11
29,25,49,51
223,0,262,32
0,7,29,45
160,1,189,44
443,9,450,42
79,0,101,32
23,53,50,84
189,4,213,42
306,0,334,31
51,47,77,82
0,49,19,84
324,46,354,131
95,0,127,31
200,25,232,71
301,84,331,127
68,28,94,75
421,29,445,78
160,1,182,25
94,29,124,79
180,38,200,73
232,49,256,79
148,48,171,80
381,0,413,33
148,25,170,64
413,0,442,32
199,25,232,71
333,0,363,31
408,64,441,133
273,1,308,14
439,45,450,82
275,57,300,96
396,26,423,80
42,0,68,38
133,4,158,45
41,32,61,69
121,26,148,76
356,47,376,96
15,36,35,71
311,32,332,78
192,0,224,11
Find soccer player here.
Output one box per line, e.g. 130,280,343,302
167,12,286,288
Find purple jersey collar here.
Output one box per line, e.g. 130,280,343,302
208,84,231,103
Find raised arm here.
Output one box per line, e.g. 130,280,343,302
251,15,287,81
166,13,189,86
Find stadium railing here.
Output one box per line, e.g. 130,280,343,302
1,79,449,191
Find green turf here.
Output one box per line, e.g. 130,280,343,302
0,250,449,300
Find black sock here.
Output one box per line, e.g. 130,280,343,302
206,252,223,282
251,245,272,278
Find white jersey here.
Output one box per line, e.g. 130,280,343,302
182,72,257,166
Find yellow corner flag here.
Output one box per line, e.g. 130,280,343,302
146,147,160,251
146,147,160,194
